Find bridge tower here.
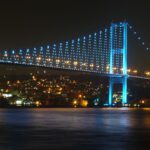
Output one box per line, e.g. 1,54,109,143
109,22,128,105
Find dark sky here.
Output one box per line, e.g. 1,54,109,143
0,0,150,70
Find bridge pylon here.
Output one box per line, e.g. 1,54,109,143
108,22,128,105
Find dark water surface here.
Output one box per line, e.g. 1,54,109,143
0,108,150,150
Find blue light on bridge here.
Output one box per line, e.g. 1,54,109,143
0,21,137,106
88,34,92,70
58,43,63,66
99,30,103,72
82,36,87,70
109,22,128,105
64,41,69,67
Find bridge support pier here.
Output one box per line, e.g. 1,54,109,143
109,76,127,105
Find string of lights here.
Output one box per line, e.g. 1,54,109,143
58,43,63,67
99,30,103,72
0,22,149,76
128,24,150,51
105,29,110,73
103,29,109,73
87,34,92,71
82,37,87,70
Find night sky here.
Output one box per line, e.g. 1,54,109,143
0,0,150,71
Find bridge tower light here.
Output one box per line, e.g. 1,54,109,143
109,22,128,105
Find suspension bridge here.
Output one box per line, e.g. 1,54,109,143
0,22,149,105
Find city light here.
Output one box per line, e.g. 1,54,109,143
127,69,131,73
106,65,109,70
16,80,20,84
78,94,82,98
2,93,13,98
133,70,138,74
35,101,40,107
141,100,145,104
36,57,42,61
73,100,78,107
16,100,22,106
32,76,37,81
113,67,117,71
145,71,150,76
65,60,69,64
73,61,78,66
90,64,94,68
82,63,87,66
46,58,51,61
26,56,31,59
56,59,60,64
81,100,88,107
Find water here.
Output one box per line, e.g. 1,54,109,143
0,108,150,150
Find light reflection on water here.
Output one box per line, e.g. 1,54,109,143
0,108,150,150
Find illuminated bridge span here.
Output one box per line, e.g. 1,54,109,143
0,22,149,105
